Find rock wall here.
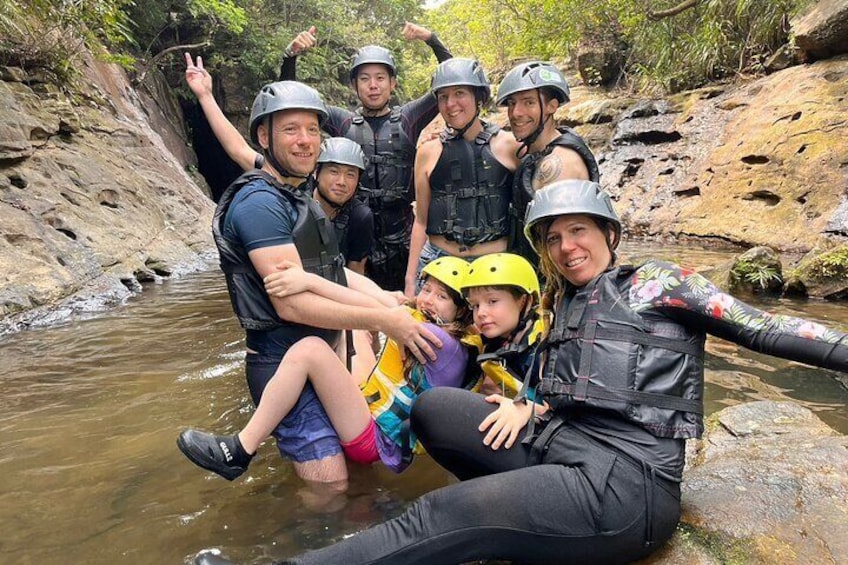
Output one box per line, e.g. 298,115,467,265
0,51,215,334
564,55,848,254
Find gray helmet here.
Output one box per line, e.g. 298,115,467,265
349,45,396,81
430,58,491,104
317,137,367,171
249,81,328,144
524,180,621,253
496,61,570,106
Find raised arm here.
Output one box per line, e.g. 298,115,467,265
631,260,848,372
278,26,317,80
399,23,453,141
402,22,452,63
184,53,258,171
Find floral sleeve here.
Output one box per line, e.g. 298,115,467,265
628,260,848,372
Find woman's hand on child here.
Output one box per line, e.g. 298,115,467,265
264,260,311,298
478,395,533,450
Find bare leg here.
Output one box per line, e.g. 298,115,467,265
293,457,350,492
238,336,373,453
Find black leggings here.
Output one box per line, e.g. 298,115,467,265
281,388,681,565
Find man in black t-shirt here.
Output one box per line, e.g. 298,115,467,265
312,137,374,275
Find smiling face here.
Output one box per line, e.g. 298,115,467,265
436,85,478,130
416,276,460,323
466,286,526,340
353,63,396,111
544,214,613,287
316,163,359,206
257,109,322,177
505,89,558,141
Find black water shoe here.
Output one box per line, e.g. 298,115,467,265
177,429,253,481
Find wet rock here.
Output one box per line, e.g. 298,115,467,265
792,0,848,60
764,44,800,73
638,401,848,564
785,243,848,299
0,49,215,335
559,98,624,127
602,57,848,253
704,246,784,295
0,66,27,82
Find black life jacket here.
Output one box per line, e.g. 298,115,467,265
342,107,414,241
330,195,370,261
212,170,347,331
540,266,706,439
508,128,600,266
426,122,513,248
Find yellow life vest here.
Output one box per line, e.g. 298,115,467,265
360,309,478,456
470,314,547,398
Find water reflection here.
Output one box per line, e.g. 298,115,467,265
0,242,846,564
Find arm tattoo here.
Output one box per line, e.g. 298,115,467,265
533,154,563,190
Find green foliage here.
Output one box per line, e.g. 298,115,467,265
188,0,247,34
728,256,783,295
0,0,818,98
0,0,135,82
414,0,814,94
743,265,781,290
626,0,811,92
797,247,848,282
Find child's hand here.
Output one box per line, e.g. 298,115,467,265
263,261,311,298
477,395,533,450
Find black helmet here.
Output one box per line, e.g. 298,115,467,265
349,45,396,82
317,137,367,171
249,81,328,144
524,180,621,253
496,61,570,106
430,58,491,104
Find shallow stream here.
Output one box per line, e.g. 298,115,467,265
2,241,846,564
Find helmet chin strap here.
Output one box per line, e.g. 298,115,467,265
515,90,550,158
265,114,309,181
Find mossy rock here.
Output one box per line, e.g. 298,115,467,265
786,243,848,299
728,246,783,295
702,246,783,295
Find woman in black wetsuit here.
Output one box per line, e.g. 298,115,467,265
199,179,848,565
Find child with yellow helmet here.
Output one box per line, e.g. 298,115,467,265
461,253,545,398
177,256,475,479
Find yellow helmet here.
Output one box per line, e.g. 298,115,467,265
462,253,540,297
420,256,471,295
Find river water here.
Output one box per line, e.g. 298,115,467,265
2,241,847,564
